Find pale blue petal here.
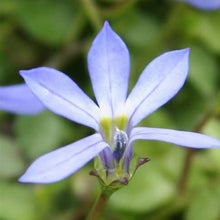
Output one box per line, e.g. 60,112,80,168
0,84,44,114
130,127,220,149
20,67,101,130
123,143,133,173
88,21,130,117
178,0,220,10
99,147,114,173
19,134,108,184
125,49,190,127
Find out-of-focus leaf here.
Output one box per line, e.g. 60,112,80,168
0,46,16,82
0,135,25,178
0,182,37,220
203,119,220,171
0,1,17,15
33,179,72,218
114,9,161,51
166,85,211,130
185,186,220,220
189,46,219,96
16,0,82,45
110,162,176,213
203,118,220,139
133,139,184,180
139,108,176,129
187,153,213,191
15,111,66,159
191,11,220,53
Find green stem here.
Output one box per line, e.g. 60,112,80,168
178,110,215,193
81,0,102,31
86,190,113,220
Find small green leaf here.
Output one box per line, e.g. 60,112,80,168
192,11,220,53
204,119,220,171
15,111,66,159
0,182,37,220
114,9,161,51
0,135,25,178
189,45,218,96
186,186,220,220
109,164,175,213
16,0,82,45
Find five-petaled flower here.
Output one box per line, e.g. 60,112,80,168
19,21,220,186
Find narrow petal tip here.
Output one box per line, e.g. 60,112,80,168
182,48,191,56
19,67,40,80
18,172,43,184
19,67,53,78
101,20,115,38
18,174,30,184
18,134,107,184
182,47,191,54
172,48,191,58
179,48,191,63
19,68,33,78
103,20,110,27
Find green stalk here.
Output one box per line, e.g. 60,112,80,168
86,189,113,220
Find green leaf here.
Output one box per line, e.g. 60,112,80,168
0,182,37,220
109,164,176,213
186,186,220,220
0,135,25,178
189,45,219,96
191,11,220,54
16,0,82,45
114,10,160,51
139,108,176,129
203,119,220,172
15,111,66,159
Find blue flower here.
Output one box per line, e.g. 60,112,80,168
19,21,220,185
178,0,220,10
0,84,44,114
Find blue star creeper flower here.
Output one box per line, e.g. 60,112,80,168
0,84,44,114
19,21,220,186
177,0,220,10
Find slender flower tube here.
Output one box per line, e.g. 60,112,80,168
19,21,220,187
177,0,220,10
0,84,44,114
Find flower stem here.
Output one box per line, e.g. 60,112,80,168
81,0,102,31
178,110,214,193
86,189,113,220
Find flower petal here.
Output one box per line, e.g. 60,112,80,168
130,127,220,149
178,0,220,10
19,134,108,184
123,143,134,173
0,84,44,114
125,49,190,127
88,21,130,117
20,67,100,130
99,147,114,171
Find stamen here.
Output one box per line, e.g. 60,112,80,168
113,129,128,162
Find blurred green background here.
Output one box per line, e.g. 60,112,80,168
1,0,220,219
